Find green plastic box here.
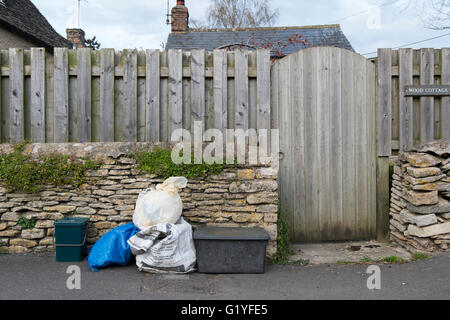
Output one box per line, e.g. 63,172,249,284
54,217,89,262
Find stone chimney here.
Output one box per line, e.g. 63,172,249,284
66,28,86,49
171,0,189,33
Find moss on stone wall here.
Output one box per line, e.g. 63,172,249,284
132,147,229,179
0,142,100,193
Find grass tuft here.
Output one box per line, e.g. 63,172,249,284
132,147,228,179
381,256,405,264
411,252,430,260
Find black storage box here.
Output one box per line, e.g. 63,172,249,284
193,226,270,274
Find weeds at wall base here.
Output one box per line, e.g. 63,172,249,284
271,206,294,265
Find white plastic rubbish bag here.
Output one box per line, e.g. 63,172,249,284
133,177,188,230
127,218,196,274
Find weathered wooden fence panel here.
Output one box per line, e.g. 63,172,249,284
376,48,450,155
0,48,270,143
273,47,377,242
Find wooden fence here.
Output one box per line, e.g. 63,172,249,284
377,48,450,156
0,48,270,143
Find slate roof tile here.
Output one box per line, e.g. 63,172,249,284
166,25,354,56
0,0,72,49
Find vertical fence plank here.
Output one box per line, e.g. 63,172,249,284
168,49,182,140
303,48,320,242
235,50,249,131
248,51,257,130
213,50,228,133
191,49,205,131
182,52,192,131
30,48,46,142
318,47,331,239
257,49,271,145
442,48,450,139
377,48,392,156
146,50,160,142
278,56,293,239
291,51,306,241
270,56,279,131
54,48,69,142
341,49,356,240
9,48,24,143
77,48,91,142
122,49,137,142
367,61,378,239
399,49,413,151
160,51,168,141
100,48,115,142
420,48,435,144
329,47,344,239
91,50,101,142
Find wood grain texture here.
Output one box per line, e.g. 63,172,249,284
213,50,228,133
420,48,435,143
191,50,205,132
235,50,249,131
399,49,413,151
53,48,69,142
168,49,183,140
122,49,137,141
77,48,91,142
377,48,392,156
9,48,24,143
442,48,450,138
30,48,46,142
146,49,160,142
257,49,271,146
100,48,115,142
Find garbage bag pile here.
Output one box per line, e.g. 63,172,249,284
88,177,196,273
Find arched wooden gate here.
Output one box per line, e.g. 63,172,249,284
272,47,377,242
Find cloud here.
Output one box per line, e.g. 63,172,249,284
32,0,450,53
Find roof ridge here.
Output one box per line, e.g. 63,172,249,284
0,0,71,49
187,24,342,33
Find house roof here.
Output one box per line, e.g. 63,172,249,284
166,24,354,56
0,0,72,49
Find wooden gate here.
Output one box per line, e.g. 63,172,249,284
272,47,377,242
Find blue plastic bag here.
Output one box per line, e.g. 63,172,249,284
88,223,139,272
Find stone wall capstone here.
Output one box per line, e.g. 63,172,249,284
0,143,279,257
390,139,450,252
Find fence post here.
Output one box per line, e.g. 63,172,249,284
376,157,390,242
376,48,392,242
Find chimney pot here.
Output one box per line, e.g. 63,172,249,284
171,0,189,33
66,28,86,49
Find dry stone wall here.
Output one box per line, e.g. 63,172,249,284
0,143,279,257
390,140,450,252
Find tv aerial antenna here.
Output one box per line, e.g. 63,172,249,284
77,0,88,28
166,0,171,25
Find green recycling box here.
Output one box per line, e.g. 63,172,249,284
54,217,89,262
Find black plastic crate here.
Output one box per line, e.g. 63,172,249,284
193,226,269,274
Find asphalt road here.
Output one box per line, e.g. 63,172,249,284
0,253,449,300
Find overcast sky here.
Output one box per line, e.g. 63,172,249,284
32,0,450,57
